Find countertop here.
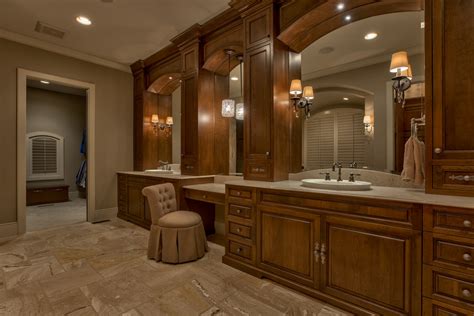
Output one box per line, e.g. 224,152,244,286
117,171,214,180
182,183,225,194
224,180,474,209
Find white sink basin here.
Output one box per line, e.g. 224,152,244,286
144,169,174,174
301,179,372,191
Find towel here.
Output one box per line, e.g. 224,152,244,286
401,137,415,182
413,138,425,185
401,136,425,185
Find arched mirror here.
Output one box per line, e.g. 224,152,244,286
298,11,425,174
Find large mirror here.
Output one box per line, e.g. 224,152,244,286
228,62,244,175
299,11,425,173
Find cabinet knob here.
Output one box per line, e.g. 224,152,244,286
265,151,270,157
236,191,241,196
236,209,242,214
463,253,472,262
236,228,241,233
202,195,207,199
236,248,242,253
464,220,472,228
434,148,442,154
462,288,472,298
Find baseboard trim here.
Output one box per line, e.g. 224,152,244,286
215,221,225,236
0,222,18,242
92,207,117,223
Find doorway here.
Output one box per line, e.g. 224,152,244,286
17,69,96,234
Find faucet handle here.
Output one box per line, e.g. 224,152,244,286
349,173,361,182
320,172,331,181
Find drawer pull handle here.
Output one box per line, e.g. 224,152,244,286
202,195,207,199
464,220,472,228
314,242,320,263
463,253,472,262
236,247,242,253
321,243,327,265
236,228,241,233
462,288,472,298
236,209,242,214
236,192,241,196
449,175,474,182
434,148,442,154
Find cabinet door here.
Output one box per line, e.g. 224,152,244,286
257,205,321,289
430,0,474,160
244,44,272,180
321,216,421,315
127,181,145,220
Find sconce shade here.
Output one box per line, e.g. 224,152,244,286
236,103,244,120
401,64,413,80
303,86,314,100
390,51,409,73
290,79,303,95
221,99,235,117
151,114,159,124
166,116,173,125
363,115,371,124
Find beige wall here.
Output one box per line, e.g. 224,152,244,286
26,87,86,191
0,38,133,224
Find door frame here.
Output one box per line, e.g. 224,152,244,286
17,68,96,234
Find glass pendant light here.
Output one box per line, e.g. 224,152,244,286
222,49,235,118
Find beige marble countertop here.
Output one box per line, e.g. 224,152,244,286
182,183,225,194
117,171,214,180
224,180,474,209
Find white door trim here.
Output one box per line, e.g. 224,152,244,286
17,68,96,234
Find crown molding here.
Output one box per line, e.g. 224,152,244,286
0,28,131,73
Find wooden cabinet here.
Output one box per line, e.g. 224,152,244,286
26,185,69,206
426,0,474,195
321,216,421,315
423,298,473,316
224,185,423,315
257,205,321,289
116,172,213,229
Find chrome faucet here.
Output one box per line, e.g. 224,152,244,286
158,160,170,170
349,161,358,169
332,162,343,182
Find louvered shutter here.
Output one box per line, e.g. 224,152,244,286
27,132,64,181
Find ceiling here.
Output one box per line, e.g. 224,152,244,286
313,90,365,112
302,11,424,80
27,79,87,96
0,0,229,70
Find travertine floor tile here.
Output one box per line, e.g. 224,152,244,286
0,218,350,316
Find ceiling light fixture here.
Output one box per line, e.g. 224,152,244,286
76,16,92,26
345,15,351,22
337,3,345,10
343,97,349,101
40,80,50,85
168,76,173,80
364,32,378,40
230,76,239,81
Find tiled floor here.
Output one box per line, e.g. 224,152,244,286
27,198,87,232
0,218,349,315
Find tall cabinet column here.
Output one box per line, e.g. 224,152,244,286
240,1,301,181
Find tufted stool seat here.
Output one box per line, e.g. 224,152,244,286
142,183,208,264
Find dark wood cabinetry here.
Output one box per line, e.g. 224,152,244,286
426,0,474,195
224,184,424,315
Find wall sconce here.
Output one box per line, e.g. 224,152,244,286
235,103,244,120
363,115,373,135
289,79,314,119
151,114,173,136
390,51,412,107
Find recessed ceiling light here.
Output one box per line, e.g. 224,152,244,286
324,110,331,115
343,97,349,101
230,76,239,81
319,46,335,54
364,32,378,40
337,3,345,10
420,22,425,29
345,15,351,22
168,76,173,80
76,16,92,26
40,80,50,85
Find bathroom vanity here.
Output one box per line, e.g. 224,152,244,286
223,181,474,315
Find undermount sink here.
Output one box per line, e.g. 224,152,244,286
144,169,174,174
301,179,372,191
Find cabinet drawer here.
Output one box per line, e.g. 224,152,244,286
228,187,253,200
424,265,474,309
425,205,474,237
229,222,252,239
425,233,474,272
423,298,473,316
228,240,252,260
184,189,225,205
433,166,474,193
228,204,252,219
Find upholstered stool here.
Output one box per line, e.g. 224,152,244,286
142,183,208,263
